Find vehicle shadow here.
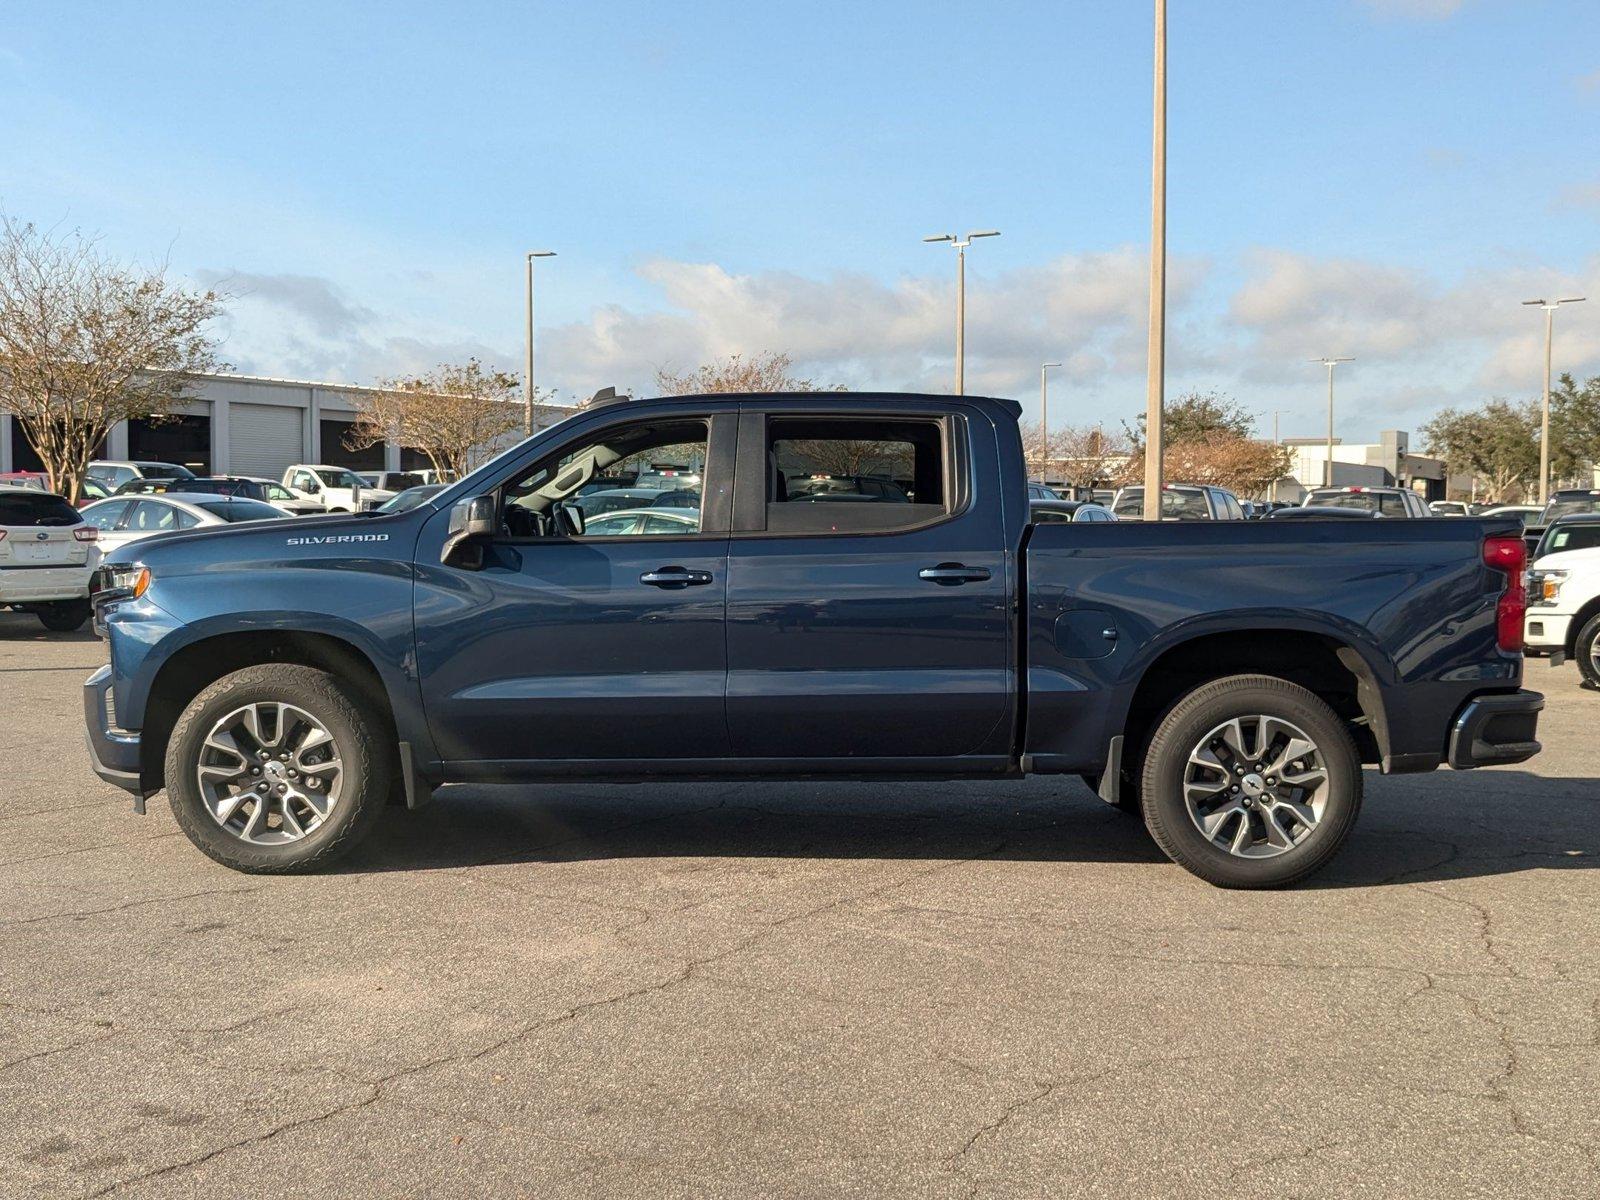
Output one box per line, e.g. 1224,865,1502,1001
341,768,1599,888
0,612,100,644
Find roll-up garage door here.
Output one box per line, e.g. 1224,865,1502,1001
229,404,303,479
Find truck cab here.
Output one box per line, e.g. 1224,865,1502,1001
280,464,397,513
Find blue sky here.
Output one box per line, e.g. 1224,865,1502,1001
2,0,1597,440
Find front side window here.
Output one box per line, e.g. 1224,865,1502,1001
502,418,710,539
81,500,130,530
764,417,945,535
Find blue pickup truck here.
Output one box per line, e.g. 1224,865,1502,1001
84,392,1542,888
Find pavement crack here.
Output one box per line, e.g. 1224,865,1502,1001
3,884,260,926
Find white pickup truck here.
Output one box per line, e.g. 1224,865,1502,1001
280,465,397,513
1525,514,1600,687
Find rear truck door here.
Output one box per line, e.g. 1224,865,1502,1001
722,403,1014,764
412,406,736,765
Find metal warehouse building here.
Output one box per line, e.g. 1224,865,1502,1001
0,371,570,480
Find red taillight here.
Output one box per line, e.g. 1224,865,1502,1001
1483,534,1527,653
74,526,98,542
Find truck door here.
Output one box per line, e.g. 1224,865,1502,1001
413,410,734,765
722,407,1014,764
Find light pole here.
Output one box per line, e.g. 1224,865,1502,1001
924,230,1000,394
524,250,556,435
1311,357,1354,487
1522,296,1586,504
1142,0,1167,521
1039,361,1062,478
1271,409,1284,502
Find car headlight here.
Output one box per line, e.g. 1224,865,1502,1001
1526,569,1565,606
92,562,151,601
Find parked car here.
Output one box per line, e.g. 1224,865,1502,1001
787,475,909,502
1525,514,1600,687
377,484,448,514
580,507,702,537
85,391,1542,889
1522,489,1600,558
1266,506,1383,520
280,465,397,513
1027,482,1060,501
77,479,112,506
1029,499,1118,524
1111,484,1247,521
1477,504,1542,521
86,460,196,491
358,471,427,493
123,476,323,515
1429,501,1472,517
1303,486,1431,518
650,488,702,509
79,493,287,554
572,487,669,518
1091,489,1115,507
0,470,50,490
0,485,99,631
633,466,701,490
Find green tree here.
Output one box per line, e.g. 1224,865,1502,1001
1550,372,1600,486
1123,389,1256,448
1422,400,1539,502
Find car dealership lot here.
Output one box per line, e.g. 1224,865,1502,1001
2,616,1596,1199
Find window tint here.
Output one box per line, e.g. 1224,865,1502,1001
195,499,285,522
764,417,945,535
1115,488,1210,520
0,493,81,526
82,500,130,530
503,418,709,539
1541,526,1600,556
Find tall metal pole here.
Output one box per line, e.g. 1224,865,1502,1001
524,250,556,436
1523,296,1586,504
956,243,966,395
1539,304,1553,505
1311,357,1353,487
1271,409,1281,502
524,255,535,436
1141,0,1167,522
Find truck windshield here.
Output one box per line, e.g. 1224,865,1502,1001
1113,488,1209,520
314,469,367,489
1306,490,1408,516
1535,523,1600,559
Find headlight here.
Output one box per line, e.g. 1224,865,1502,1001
92,562,150,601
1527,569,1565,606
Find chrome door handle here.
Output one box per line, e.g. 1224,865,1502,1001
918,563,992,586
640,567,713,588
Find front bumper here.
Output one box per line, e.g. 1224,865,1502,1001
1523,611,1572,654
1447,689,1543,770
84,664,146,804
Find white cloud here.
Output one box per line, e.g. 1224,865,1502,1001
1359,0,1468,19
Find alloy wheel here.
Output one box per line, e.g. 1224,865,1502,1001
195,702,343,844
1182,715,1329,859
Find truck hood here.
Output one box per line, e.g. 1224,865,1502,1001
1531,547,1600,572
101,511,397,568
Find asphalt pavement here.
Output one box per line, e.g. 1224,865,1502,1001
2,612,1596,1198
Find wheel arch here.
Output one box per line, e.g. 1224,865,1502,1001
1117,626,1391,777
1564,594,1600,656
139,629,399,793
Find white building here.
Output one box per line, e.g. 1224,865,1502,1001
1276,430,1452,502
1,370,572,480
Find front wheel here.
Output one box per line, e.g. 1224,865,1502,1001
1575,614,1600,689
37,599,91,632
1139,674,1362,888
164,664,391,873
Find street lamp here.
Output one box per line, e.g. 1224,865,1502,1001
524,250,556,435
924,230,1000,394
1039,362,1062,477
1142,0,1167,522
1522,296,1587,504
1311,357,1354,487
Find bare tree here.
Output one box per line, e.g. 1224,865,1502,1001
654,351,839,395
1052,425,1132,490
0,216,222,500
1113,434,1290,497
343,359,527,479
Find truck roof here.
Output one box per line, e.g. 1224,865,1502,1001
594,391,1025,420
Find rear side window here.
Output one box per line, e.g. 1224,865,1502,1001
196,499,285,522
0,493,81,526
765,417,946,535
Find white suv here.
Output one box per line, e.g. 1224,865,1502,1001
1525,515,1600,688
0,486,100,631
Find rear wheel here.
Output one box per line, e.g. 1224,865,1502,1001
1140,674,1361,888
164,664,390,873
1576,614,1600,689
37,600,90,632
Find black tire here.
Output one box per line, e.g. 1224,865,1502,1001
1575,614,1600,690
164,664,391,873
37,600,91,632
1139,674,1362,889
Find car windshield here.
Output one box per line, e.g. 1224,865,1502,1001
1113,488,1209,519
1539,495,1600,523
0,492,81,526
1536,523,1600,558
314,468,367,489
193,499,286,522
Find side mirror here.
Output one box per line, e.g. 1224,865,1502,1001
304,481,321,495
442,494,497,568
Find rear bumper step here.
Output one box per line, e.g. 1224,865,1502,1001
1447,689,1543,770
